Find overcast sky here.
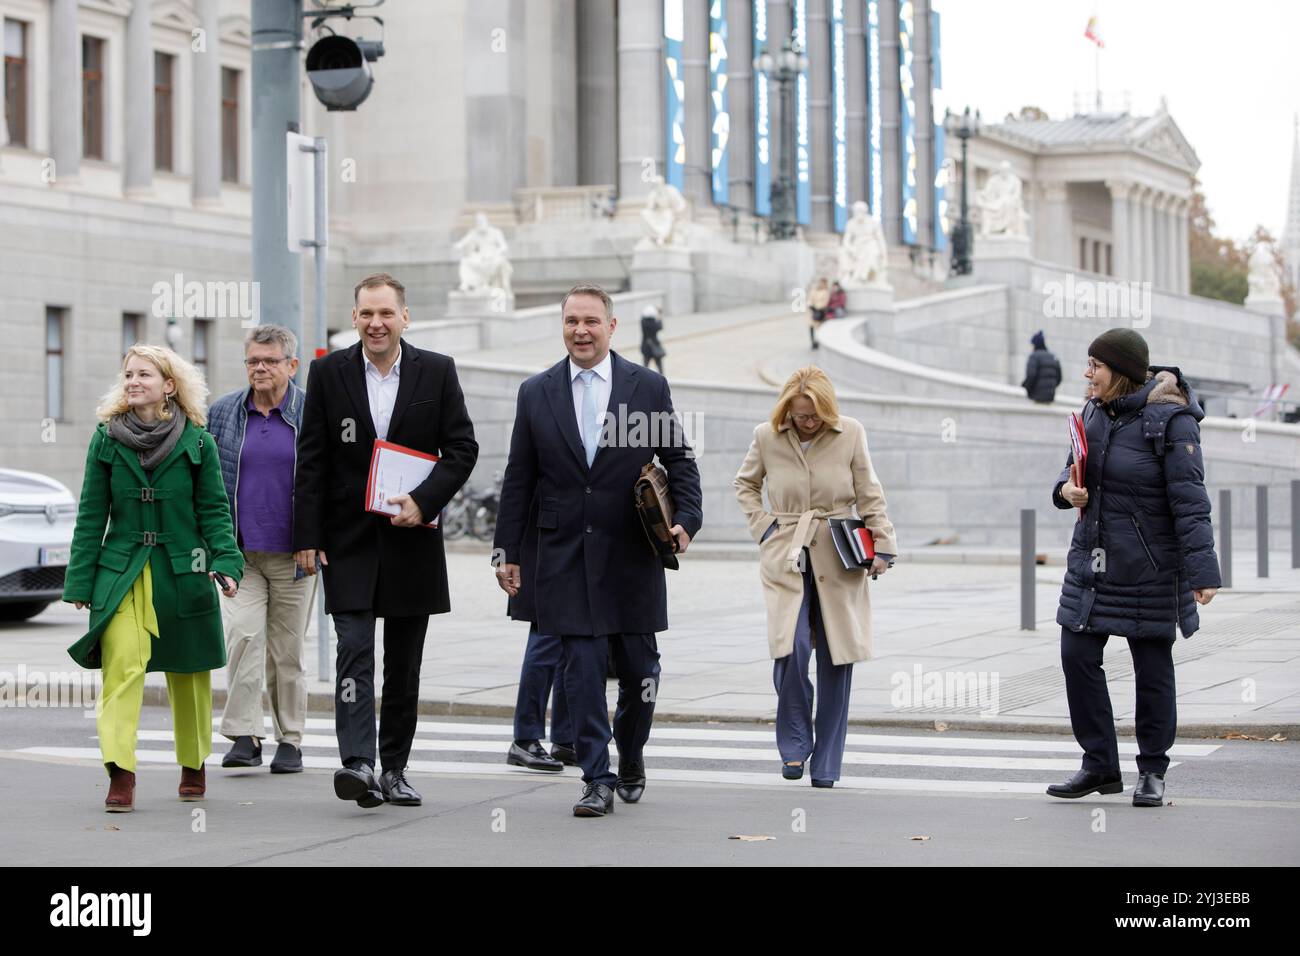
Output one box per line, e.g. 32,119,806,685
937,0,1296,243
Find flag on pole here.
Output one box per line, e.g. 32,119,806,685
1084,16,1104,48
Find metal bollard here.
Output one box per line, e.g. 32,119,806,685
1020,509,1035,631
1257,485,1269,579
1219,489,1232,590
1292,480,1299,570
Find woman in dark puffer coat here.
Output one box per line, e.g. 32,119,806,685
1047,328,1220,809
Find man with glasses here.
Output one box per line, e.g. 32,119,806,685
207,325,313,773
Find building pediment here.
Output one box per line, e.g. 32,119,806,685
1134,115,1200,173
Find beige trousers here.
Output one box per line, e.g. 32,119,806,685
219,550,315,746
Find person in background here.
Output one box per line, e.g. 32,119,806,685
63,345,242,812
504,494,574,772
640,304,666,375
1022,329,1063,404
207,325,313,774
807,278,831,350
827,282,847,320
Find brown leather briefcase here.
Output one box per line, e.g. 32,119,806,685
634,461,680,570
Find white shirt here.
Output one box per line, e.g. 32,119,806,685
569,352,613,441
363,350,402,441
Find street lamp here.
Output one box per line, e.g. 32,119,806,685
754,35,808,240
943,105,981,275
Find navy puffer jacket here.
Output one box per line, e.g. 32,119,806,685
1053,366,1221,639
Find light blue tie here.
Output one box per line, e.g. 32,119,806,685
579,369,599,466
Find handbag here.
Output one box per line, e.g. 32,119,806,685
634,461,680,570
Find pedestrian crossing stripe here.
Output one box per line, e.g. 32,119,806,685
11,719,1221,796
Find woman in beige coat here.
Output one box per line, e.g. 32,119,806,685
734,367,898,787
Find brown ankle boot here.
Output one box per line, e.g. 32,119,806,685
105,764,135,812
179,764,206,801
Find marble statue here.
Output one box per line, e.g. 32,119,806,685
1247,242,1282,300
639,175,687,248
977,161,1029,237
838,201,889,287
453,212,513,295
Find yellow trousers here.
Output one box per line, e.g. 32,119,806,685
97,560,211,774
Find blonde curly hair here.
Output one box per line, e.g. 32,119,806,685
95,344,209,426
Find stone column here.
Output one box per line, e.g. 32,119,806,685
192,0,222,205
124,0,154,195
577,0,618,186
465,0,527,204
1175,197,1190,294
617,0,664,200
1128,186,1144,282
878,0,901,244
1140,187,1155,283
726,0,754,214
807,0,833,233
681,0,712,205
536,0,577,187
1106,179,1132,278
49,0,81,181
911,0,932,248
843,0,866,211
1040,181,1071,269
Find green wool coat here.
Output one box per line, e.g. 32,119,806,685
62,419,244,673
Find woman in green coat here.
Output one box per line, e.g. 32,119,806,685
62,345,243,812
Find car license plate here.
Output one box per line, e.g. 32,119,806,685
40,547,71,567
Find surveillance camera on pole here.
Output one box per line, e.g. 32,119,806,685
305,33,384,111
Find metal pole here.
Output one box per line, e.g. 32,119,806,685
309,135,330,682
1020,509,1035,630
252,0,303,351
1256,484,1269,579
1291,479,1299,570
1219,489,1232,589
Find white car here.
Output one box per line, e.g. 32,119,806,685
0,468,77,621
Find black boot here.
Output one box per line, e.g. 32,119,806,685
1132,771,1165,807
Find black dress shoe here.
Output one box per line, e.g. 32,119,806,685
1046,769,1124,799
572,782,614,817
507,740,564,772
270,742,303,774
811,779,834,789
334,765,384,808
550,743,578,767
222,735,262,768
615,760,646,803
782,762,804,780
1132,771,1165,807
379,768,423,806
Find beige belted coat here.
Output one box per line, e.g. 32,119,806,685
733,415,898,665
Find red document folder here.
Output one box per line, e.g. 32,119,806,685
365,439,440,529
1068,412,1088,522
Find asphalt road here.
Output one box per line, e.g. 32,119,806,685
1,706,1296,866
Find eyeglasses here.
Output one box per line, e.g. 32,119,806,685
245,357,289,369
791,413,821,424
1086,359,1106,373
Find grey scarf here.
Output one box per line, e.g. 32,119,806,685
108,401,186,470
